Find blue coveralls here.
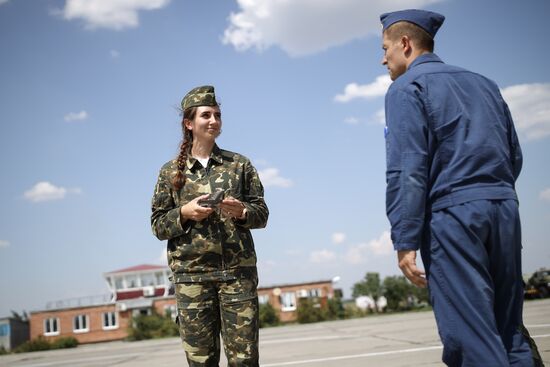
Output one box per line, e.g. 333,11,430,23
384,53,535,366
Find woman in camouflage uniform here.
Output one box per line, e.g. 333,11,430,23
151,85,269,366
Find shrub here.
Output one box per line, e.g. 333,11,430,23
13,336,51,353
259,303,279,328
296,298,324,324
127,312,178,341
0,346,8,355
323,298,345,320
51,337,79,349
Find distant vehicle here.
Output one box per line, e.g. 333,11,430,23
524,268,550,299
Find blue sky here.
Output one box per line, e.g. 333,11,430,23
1,0,549,317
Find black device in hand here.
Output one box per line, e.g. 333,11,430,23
198,190,225,208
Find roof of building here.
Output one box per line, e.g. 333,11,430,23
258,279,334,290
105,264,169,275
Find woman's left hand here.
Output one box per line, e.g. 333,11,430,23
219,197,246,220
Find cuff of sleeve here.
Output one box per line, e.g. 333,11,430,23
166,207,187,237
393,242,419,251
234,203,251,227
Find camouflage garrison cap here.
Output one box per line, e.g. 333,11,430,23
181,85,218,110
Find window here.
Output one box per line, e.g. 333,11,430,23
44,318,60,336
297,289,308,298
280,292,296,311
308,288,322,298
155,272,165,286
102,312,118,330
258,294,269,305
114,276,124,290
0,323,10,337
73,314,89,333
125,275,138,288
141,273,155,287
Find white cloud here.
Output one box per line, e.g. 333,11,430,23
24,182,81,203
64,110,89,122
335,75,392,103
0,0,9,6
0,240,9,248
332,232,346,244
539,188,550,202
310,249,336,264
344,230,393,264
344,117,360,125
368,230,393,255
61,0,170,30
501,83,550,141
372,108,386,126
223,0,441,57
344,243,369,265
110,49,120,58
258,168,293,188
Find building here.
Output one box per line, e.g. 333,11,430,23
28,265,340,345
29,264,176,344
0,317,29,351
257,280,336,323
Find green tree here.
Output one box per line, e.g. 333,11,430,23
323,298,345,320
259,303,280,328
352,272,382,300
383,275,415,311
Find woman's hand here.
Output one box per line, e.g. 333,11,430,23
219,197,247,220
180,194,214,222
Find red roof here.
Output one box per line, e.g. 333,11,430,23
105,264,168,274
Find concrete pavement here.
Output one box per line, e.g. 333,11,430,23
1,298,548,366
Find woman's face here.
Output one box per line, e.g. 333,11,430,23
185,105,222,143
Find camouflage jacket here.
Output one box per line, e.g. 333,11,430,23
151,145,268,282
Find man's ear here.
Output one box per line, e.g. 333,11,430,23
401,35,412,52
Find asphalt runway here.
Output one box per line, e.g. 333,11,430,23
1,299,548,367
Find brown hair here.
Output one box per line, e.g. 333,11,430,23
385,21,434,52
172,107,197,191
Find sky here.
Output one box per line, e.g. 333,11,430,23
1,0,549,317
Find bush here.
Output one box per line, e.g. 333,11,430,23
323,298,345,321
0,346,8,355
51,337,79,349
259,303,280,328
13,336,52,353
127,312,179,341
296,298,324,324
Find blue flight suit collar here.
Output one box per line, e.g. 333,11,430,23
408,52,444,70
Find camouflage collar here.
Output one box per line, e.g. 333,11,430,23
186,144,223,170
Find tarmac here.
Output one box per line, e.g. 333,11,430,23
1,298,548,367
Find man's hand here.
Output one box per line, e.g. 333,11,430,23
397,250,427,288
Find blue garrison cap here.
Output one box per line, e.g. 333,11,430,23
380,9,445,38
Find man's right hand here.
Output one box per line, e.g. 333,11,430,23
397,250,427,288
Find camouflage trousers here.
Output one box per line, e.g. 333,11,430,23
175,272,259,367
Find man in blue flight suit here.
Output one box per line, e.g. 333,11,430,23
380,9,544,367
